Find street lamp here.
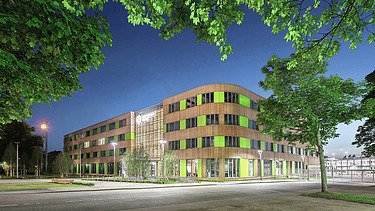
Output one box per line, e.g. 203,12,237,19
159,140,167,179
111,142,118,178
301,155,305,179
40,122,48,173
258,150,263,180
15,142,20,178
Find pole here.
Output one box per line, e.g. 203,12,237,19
79,147,82,178
113,144,116,178
15,142,19,178
162,143,165,179
45,128,48,173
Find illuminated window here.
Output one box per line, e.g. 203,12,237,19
84,141,90,148
98,138,105,145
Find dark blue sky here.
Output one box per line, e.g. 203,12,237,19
28,2,374,156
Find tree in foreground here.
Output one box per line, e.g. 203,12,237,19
2,142,16,177
52,153,73,178
257,55,366,192
125,146,150,178
353,70,375,157
1,0,111,123
163,149,178,178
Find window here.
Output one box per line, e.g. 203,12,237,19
225,159,239,177
86,131,90,137
91,140,97,146
119,148,126,155
249,120,258,130
266,142,272,151
93,152,98,157
118,134,125,141
101,150,106,157
84,141,90,148
251,140,259,150
92,163,97,174
109,122,115,130
202,92,214,104
225,136,239,147
287,146,292,154
166,121,180,132
224,92,238,103
224,114,239,125
168,140,180,150
86,153,90,158
108,163,114,174
278,144,284,153
206,114,219,125
74,144,78,150
119,119,126,127
99,163,104,174
186,138,197,149
186,96,197,108
93,128,98,135
202,136,214,148
251,100,259,111
108,136,115,143
249,159,255,177
74,154,78,160
186,117,197,129
98,138,105,145
206,158,219,177
109,150,114,156
168,102,180,113
100,125,106,132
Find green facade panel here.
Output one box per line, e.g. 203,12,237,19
214,92,224,102
260,160,264,176
180,139,186,149
114,135,119,142
239,137,250,148
282,160,287,175
214,136,225,147
180,159,187,178
239,116,249,127
104,163,108,175
180,119,186,130
260,141,266,150
115,121,119,129
125,132,135,140
197,115,206,127
272,160,276,176
96,163,99,174
163,124,167,133
89,164,92,174
197,159,202,178
98,127,101,133
197,94,202,105
292,161,296,174
180,99,187,110
273,143,277,152
239,159,249,178
239,94,250,108
197,137,202,148
106,124,110,131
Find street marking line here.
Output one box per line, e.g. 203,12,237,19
0,204,19,207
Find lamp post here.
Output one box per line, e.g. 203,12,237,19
258,150,263,180
301,155,305,180
111,143,117,178
159,140,167,179
40,122,48,173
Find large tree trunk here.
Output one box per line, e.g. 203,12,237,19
317,136,328,192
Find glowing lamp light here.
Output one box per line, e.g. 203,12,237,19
40,123,48,130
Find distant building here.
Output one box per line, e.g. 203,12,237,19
64,84,319,179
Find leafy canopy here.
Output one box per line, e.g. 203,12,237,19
352,70,375,157
0,0,111,123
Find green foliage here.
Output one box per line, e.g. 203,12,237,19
52,153,73,177
163,149,178,178
257,55,367,192
125,146,150,178
0,0,111,123
353,70,375,157
2,143,16,165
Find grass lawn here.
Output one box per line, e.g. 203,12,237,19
304,192,375,205
0,182,92,192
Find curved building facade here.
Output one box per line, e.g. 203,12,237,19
64,84,319,179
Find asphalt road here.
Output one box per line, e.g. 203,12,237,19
0,181,374,211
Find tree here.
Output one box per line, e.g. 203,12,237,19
163,149,178,178
353,70,375,157
52,153,73,178
2,143,16,177
30,146,43,177
125,146,150,178
0,121,43,173
1,0,111,123
257,55,366,192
